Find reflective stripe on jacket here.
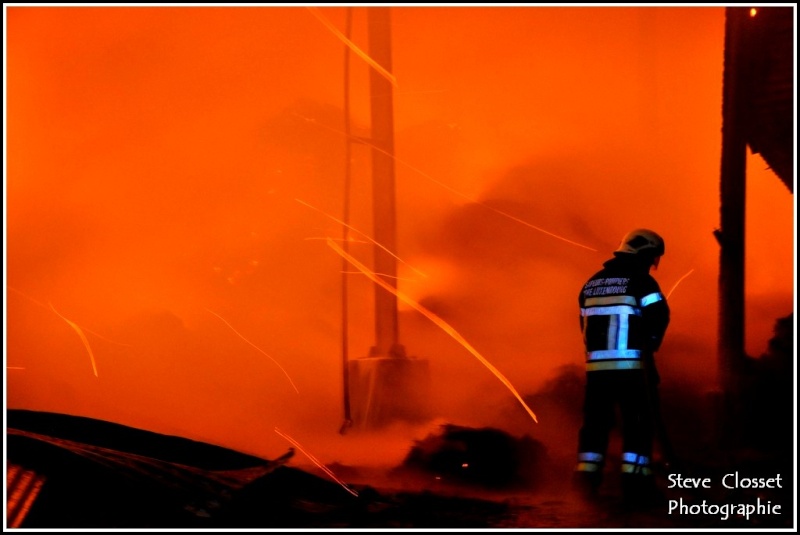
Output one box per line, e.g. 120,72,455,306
579,255,670,372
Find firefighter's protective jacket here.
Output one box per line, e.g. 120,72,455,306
578,253,670,372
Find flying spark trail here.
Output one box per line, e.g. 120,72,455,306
667,269,695,300
304,237,370,245
296,198,429,278
293,115,597,252
6,367,26,370
205,309,300,394
274,427,359,497
342,271,417,282
49,303,98,378
8,287,133,347
306,7,396,87
326,238,539,425
8,286,47,307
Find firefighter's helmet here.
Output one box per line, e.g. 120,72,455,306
615,228,665,257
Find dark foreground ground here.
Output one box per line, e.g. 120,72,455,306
6,408,795,530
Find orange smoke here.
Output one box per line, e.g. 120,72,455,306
326,238,539,425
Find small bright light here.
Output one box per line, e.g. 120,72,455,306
750,8,757,17
461,463,469,468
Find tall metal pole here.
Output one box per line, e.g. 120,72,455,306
340,7,354,434
367,7,404,359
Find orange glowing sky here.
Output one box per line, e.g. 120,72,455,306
4,6,795,465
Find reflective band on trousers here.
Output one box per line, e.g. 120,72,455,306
576,451,604,473
580,305,641,317
640,292,664,307
622,464,653,476
576,462,602,473
621,452,650,465
586,360,644,372
578,452,604,463
621,452,652,475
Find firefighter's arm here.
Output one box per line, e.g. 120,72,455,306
643,299,670,352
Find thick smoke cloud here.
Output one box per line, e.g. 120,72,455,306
6,6,794,469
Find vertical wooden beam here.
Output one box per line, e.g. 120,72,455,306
367,7,403,359
349,8,430,432
717,7,751,396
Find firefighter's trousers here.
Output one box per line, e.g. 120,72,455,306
575,368,656,490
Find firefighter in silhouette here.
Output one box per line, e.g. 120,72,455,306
573,228,670,504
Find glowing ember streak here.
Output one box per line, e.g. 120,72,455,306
49,303,98,377
306,7,397,87
667,268,695,300
372,150,598,252
8,287,132,347
342,271,416,282
8,286,47,307
296,198,429,278
205,309,300,394
293,117,596,252
326,238,539,425
6,367,26,370
304,237,370,245
274,427,359,497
